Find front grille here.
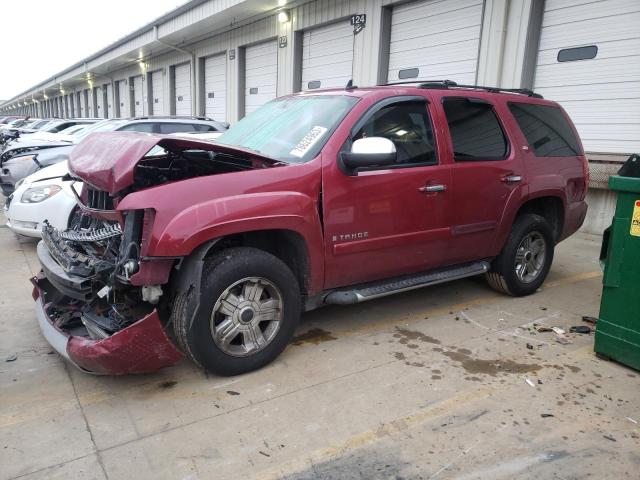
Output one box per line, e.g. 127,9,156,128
42,222,96,277
86,188,114,210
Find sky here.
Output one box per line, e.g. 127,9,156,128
0,0,187,101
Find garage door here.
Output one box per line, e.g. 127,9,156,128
174,63,192,116
150,70,164,116
67,94,74,118
301,21,353,90
204,54,227,121
387,0,483,84
244,40,277,116
80,91,88,117
533,0,640,154
132,75,144,117
85,90,92,117
76,92,82,117
117,80,128,117
106,84,113,118
95,86,104,118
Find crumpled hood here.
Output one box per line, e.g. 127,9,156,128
69,131,277,195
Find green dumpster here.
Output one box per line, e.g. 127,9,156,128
595,165,640,371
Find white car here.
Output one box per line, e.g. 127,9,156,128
3,131,223,238
4,161,79,238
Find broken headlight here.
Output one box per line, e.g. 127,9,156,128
21,184,61,203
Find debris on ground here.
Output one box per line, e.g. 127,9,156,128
5,354,17,362
551,327,566,335
525,378,536,387
534,323,553,333
259,451,270,457
570,325,592,334
227,390,240,396
582,316,598,325
526,343,534,350
538,379,543,385
541,413,554,418
555,335,572,345
625,417,638,424
603,435,617,442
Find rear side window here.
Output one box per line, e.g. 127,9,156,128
192,124,217,132
119,122,155,133
158,123,198,134
442,98,508,161
508,103,580,157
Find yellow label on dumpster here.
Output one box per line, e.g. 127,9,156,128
632,200,640,237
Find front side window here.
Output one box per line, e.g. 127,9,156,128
353,101,436,166
508,103,580,157
217,95,358,163
443,98,508,161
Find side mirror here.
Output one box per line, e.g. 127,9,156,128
340,137,397,174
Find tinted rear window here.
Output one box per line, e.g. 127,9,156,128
443,98,508,161
508,103,580,157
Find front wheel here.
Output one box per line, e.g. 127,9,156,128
486,214,555,296
172,247,301,376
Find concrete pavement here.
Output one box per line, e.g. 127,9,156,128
1,226,639,480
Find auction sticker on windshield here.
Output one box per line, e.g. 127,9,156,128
290,126,328,158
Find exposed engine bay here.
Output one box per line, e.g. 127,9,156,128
38,141,276,344
133,148,257,189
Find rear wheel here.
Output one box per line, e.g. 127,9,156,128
486,214,554,296
172,247,301,376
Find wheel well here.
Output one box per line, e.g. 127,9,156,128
206,230,311,295
516,197,564,241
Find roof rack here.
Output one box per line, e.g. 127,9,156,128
381,79,543,98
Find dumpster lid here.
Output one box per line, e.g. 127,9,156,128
609,175,640,193
617,154,640,178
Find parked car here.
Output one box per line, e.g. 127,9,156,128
32,82,588,376
4,129,224,238
1,117,226,196
4,160,75,236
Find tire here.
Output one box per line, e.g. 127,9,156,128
172,247,301,376
486,214,554,296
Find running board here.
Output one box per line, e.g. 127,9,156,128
323,261,490,305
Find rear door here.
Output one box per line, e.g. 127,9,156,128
322,96,454,288
434,94,526,262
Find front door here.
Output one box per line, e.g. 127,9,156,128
322,98,454,289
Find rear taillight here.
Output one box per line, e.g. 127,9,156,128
581,155,589,200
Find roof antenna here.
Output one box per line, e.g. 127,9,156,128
345,79,357,90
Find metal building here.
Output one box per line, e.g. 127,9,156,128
1,0,637,231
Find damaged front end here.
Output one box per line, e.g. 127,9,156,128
33,211,182,374
32,132,281,374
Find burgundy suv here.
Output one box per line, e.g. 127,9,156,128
32,81,588,375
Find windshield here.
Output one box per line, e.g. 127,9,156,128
216,95,358,163
72,119,128,140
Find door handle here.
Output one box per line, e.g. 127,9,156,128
418,184,447,193
501,174,522,184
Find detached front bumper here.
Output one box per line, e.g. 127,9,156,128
31,274,183,375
